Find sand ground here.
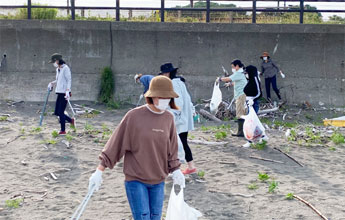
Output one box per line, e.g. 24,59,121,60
0,100,345,220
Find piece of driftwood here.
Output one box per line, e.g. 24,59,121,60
219,162,236,165
257,107,279,115
249,156,284,164
7,135,23,144
208,190,254,198
273,147,304,167
293,195,329,220
0,113,10,117
188,139,228,146
199,109,222,123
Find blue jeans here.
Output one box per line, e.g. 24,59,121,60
125,181,165,220
265,75,281,100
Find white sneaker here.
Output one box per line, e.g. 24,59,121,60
260,135,269,143
242,142,251,148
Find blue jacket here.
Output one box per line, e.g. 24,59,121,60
140,75,154,94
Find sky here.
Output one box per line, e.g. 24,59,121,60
2,0,345,19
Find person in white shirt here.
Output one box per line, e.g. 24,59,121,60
159,63,196,175
47,53,74,135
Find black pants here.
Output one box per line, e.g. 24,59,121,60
54,93,72,132
179,132,193,163
265,75,281,100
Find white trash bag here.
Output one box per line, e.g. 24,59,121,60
166,185,202,220
242,106,265,141
210,79,222,114
177,134,185,163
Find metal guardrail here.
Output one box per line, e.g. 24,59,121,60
0,0,345,24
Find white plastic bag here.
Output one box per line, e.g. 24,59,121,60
166,185,202,220
210,80,222,114
177,134,185,163
242,106,265,141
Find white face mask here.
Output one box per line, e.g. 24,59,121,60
155,99,170,111
53,62,59,68
263,57,268,61
231,68,236,73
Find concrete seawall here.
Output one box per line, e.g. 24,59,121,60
0,20,344,106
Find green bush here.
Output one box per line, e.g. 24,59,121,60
17,4,58,20
99,67,115,104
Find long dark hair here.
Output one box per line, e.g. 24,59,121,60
169,69,186,82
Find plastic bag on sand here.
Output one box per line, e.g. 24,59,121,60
166,185,202,220
242,106,265,141
178,134,185,163
210,80,222,114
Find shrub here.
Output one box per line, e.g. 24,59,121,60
99,67,115,104
17,4,58,20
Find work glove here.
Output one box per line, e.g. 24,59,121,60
89,169,103,192
65,91,70,100
47,82,53,91
280,71,286,79
172,169,185,188
247,99,254,106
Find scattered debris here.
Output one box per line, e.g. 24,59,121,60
293,195,329,220
21,160,27,166
208,190,254,198
249,156,284,164
199,109,222,123
74,104,104,115
50,172,58,180
188,139,228,146
7,135,23,144
273,147,304,167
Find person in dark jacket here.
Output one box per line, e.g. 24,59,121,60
244,65,262,113
260,52,285,102
242,65,268,148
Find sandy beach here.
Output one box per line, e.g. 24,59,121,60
1,100,345,220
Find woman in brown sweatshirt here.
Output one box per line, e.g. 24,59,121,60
88,76,185,220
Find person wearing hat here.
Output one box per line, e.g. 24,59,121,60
260,52,285,102
88,76,185,220
159,63,196,175
47,53,74,135
220,59,247,137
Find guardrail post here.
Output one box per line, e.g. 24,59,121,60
71,0,75,20
161,0,165,22
300,0,304,24
252,0,257,23
206,0,210,23
116,0,120,21
27,0,31,19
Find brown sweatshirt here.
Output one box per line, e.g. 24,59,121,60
99,105,181,185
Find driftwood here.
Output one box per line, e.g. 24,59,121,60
257,107,279,115
273,147,304,167
215,101,235,120
188,139,228,146
199,109,222,123
7,135,23,144
208,190,254,198
293,195,329,220
249,156,284,164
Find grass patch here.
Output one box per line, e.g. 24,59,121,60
66,134,73,141
31,127,42,133
285,193,294,200
51,130,59,138
328,147,336,151
0,116,8,121
258,172,270,182
251,140,267,150
197,171,205,179
268,180,279,193
99,67,115,104
5,198,23,208
248,183,258,190
215,131,227,140
330,132,345,145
